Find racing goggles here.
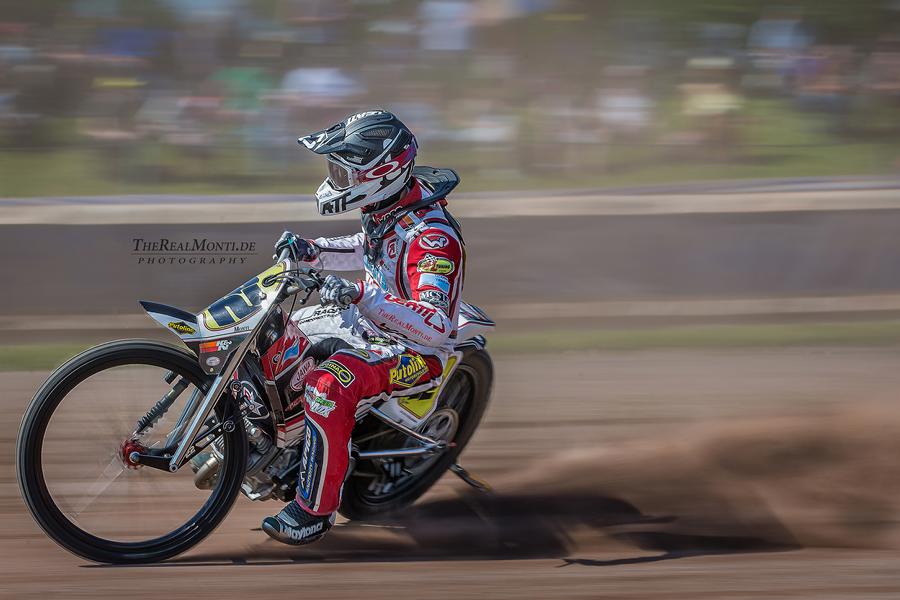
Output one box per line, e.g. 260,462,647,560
326,158,358,190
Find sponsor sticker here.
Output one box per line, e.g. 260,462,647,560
298,427,319,500
386,238,398,259
290,357,317,392
201,262,285,330
419,289,449,310
346,110,385,124
232,377,268,418
383,293,447,333
398,355,458,418
200,339,232,353
319,359,356,388
390,354,429,388
365,334,393,345
320,195,349,215
206,356,221,367
294,304,342,325
300,132,326,149
282,340,301,363
398,395,438,419
305,387,337,418
167,321,196,335
419,233,449,249
417,254,454,275
290,521,323,542
363,160,400,180
418,273,451,293
399,215,415,231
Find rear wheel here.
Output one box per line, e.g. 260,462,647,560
16,340,247,564
340,349,493,520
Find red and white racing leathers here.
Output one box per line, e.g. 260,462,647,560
291,179,464,515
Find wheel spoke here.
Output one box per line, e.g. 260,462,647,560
68,455,126,519
353,368,472,502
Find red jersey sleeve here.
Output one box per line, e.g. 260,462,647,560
405,228,464,320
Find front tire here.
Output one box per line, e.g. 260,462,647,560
17,340,247,564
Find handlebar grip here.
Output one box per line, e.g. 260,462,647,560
338,292,353,307
276,247,292,263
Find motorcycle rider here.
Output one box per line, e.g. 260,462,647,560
262,110,466,545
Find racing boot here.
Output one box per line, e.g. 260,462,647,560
261,500,335,545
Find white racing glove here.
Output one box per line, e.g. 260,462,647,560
319,275,362,309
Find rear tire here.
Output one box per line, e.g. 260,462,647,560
16,339,247,564
340,349,493,520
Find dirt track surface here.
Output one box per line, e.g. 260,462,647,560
4,348,900,598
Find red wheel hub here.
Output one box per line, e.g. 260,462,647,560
120,439,148,469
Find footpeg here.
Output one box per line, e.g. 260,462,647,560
449,463,492,493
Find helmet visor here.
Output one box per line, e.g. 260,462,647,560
327,159,353,190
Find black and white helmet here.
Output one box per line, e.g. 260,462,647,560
299,110,418,216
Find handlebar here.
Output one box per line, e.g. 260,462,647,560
262,253,325,301
275,246,292,264
291,268,325,295
271,239,350,306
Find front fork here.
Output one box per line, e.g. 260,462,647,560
126,336,259,473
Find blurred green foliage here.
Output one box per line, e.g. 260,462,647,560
3,98,897,197
617,0,892,43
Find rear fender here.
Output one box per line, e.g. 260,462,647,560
456,302,495,342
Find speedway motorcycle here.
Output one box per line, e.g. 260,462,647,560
16,248,494,563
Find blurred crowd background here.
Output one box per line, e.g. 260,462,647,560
1,0,900,196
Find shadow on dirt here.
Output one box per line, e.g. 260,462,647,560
91,487,797,569
88,408,900,568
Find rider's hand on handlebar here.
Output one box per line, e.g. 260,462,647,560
273,231,319,263
319,275,362,309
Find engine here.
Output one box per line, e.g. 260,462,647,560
191,304,309,501
191,416,302,502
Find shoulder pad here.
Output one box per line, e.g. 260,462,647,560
412,166,459,202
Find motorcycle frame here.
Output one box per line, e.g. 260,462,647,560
158,252,449,474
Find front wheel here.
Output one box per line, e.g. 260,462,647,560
16,340,247,564
340,349,493,520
